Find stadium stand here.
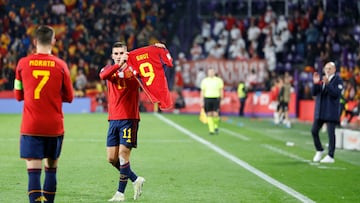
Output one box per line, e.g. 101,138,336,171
1,0,360,120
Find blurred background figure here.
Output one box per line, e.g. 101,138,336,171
277,74,292,128
173,61,185,113
75,69,87,97
200,68,224,135
237,80,247,116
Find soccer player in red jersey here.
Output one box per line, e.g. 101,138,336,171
14,25,74,203
99,42,170,201
99,42,140,202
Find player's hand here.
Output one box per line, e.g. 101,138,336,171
118,69,134,79
119,52,129,65
118,66,136,78
322,75,329,84
313,72,320,83
154,43,166,48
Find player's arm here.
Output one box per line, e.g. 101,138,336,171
61,63,74,103
219,80,224,100
99,64,122,80
220,87,224,100
14,64,24,101
119,64,136,79
14,79,24,101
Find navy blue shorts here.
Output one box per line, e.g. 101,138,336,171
107,120,139,148
20,135,64,160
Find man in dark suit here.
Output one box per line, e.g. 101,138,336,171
311,62,343,163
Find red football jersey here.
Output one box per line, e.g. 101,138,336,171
14,53,74,136
128,46,173,109
271,86,280,102
99,64,140,120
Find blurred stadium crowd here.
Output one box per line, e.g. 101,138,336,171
0,0,183,96
1,0,360,105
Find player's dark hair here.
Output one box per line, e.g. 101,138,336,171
35,25,54,45
112,42,126,48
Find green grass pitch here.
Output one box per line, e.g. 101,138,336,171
1,113,360,202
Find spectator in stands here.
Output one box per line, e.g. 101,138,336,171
305,43,318,67
263,36,276,71
195,67,206,91
174,90,186,114
217,30,229,50
305,22,320,46
276,15,287,34
95,92,107,113
204,37,216,57
264,6,276,24
246,68,258,92
228,40,241,59
173,61,184,96
212,12,225,38
208,42,225,59
75,69,87,97
224,13,236,31
177,52,187,63
273,34,286,63
51,0,66,15
341,98,360,127
201,19,211,40
343,80,356,102
236,46,249,60
229,23,241,42
190,42,203,60
247,17,261,47
120,0,132,23
2,54,15,90
319,42,333,65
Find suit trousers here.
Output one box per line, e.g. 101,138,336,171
311,119,336,158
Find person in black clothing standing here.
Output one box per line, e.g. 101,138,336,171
311,62,343,163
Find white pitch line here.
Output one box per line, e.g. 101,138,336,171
220,128,250,141
263,144,311,163
263,144,347,170
155,114,315,203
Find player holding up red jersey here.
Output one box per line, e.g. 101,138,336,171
14,25,74,203
127,44,173,109
99,42,169,202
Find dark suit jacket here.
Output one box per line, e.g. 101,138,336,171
312,74,343,122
